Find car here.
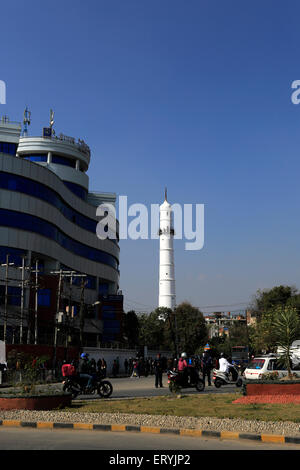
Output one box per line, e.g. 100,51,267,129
243,354,300,380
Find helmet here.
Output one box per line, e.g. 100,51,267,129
80,353,88,359
181,352,187,358
220,352,224,357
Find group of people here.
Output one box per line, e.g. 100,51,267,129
124,356,168,378
62,350,239,390
154,350,238,387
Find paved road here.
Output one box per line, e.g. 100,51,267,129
0,427,298,450
72,374,238,399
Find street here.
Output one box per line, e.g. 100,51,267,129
0,427,298,451
70,374,237,399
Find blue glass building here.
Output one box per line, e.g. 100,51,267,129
0,115,122,347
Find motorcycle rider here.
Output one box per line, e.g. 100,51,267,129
78,353,93,391
218,353,236,381
178,352,188,384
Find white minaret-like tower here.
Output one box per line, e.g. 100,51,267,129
159,188,176,310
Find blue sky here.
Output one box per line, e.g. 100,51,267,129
1,1,300,314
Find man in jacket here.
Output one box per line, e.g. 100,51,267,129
154,353,163,388
78,353,93,390
201,351,213,386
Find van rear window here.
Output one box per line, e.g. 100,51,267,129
247,359,265,369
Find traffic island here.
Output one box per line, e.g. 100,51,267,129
0,391,72,410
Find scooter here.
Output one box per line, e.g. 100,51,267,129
212,365,243,388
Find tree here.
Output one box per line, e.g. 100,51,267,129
252,285,298,318
123,310,140,348
248,309,278,354
138,310,168,350
173,302,208,355
273,306,300,378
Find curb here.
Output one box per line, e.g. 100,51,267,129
0,419,300,445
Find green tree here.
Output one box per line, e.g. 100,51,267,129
138,310,168,350
123,310,140,348
173,302,208,355
273,306,300,378
248,309,278,354
253,285,297,318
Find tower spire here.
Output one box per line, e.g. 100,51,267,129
164,187,167,201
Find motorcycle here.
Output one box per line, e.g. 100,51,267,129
167,368,205,393
63,372,113,399
212,365,243,388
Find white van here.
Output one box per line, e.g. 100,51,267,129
244,354,300,380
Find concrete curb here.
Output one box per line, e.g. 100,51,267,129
0,419,299,445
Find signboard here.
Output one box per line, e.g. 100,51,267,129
43,127,52,138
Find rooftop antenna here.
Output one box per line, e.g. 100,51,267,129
50,109,54,135
23,106,31,136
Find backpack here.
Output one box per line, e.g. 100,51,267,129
62,363,76,377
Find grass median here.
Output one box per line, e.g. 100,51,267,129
60,393,300,423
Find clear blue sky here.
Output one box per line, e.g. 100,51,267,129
1,1,300,314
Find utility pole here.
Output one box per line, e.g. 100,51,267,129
19,255,26,343
1,254,15,343
51,270,87,360
66,271,75,347
173,307,179,358
79,277,87,349
34,260,39,345
52,268,63,370
26,264,32,345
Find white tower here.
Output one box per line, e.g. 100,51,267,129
159,189,176,310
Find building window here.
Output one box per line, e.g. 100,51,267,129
0,142,17,155
52,154,76,168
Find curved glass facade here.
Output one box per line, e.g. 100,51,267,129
0,171,97,233
24,153,76,168
0,208,119,270
63,180,87,200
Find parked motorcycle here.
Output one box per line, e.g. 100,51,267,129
63,373,113,399
167,368,205,393
212,365,243,388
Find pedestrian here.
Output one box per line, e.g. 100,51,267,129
154,353,163,388
201,350,213,386
112,360,118,377
131,358,139,378
124,358,128,375
89,358,97,374
101,358,107,377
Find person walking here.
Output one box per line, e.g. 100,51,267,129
201,350,213,386
154,353,163,388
